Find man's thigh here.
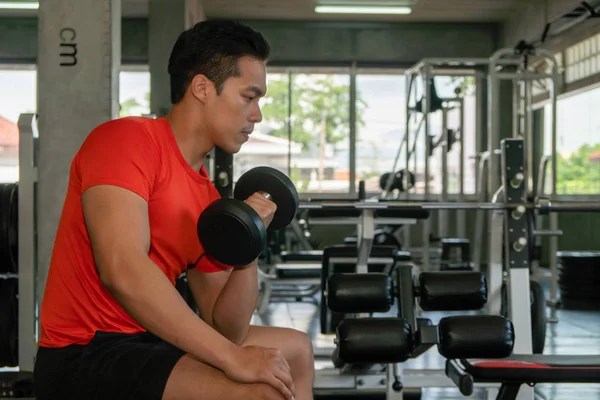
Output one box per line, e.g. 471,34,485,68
70,331,185,400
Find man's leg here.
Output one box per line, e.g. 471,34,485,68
242,326,315,400
163,353,287,400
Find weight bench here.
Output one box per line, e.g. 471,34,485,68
446,355,600,400
320,245,413,335
257,250,323,314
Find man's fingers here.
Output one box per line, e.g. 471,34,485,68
265,373,294,400
280,355,292,376
272,366,295,398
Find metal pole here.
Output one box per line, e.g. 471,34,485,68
349,62,357,195
287,69,292,177
525,78,534,197
423,64,432,271
404,71,413,249
439,108,448,239
17,114,38,372
458,98,466,239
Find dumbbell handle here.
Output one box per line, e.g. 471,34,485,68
258,191,272,201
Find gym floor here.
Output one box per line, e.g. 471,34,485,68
253,282,600,399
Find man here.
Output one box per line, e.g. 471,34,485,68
33,20,314,400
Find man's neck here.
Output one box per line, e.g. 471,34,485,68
165,104,214,172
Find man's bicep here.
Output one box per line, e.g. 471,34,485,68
82,185,151,285
186,268,230,325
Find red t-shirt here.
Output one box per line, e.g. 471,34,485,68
38,116,232,348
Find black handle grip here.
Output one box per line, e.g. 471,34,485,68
358,180,366,200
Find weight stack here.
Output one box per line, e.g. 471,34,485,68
0,277,18,368
0,183,18,274
557,251,600,311
0,182,19,369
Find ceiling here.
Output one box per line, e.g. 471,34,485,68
1,0,526,23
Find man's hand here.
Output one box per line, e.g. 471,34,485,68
223,346,295,400
244,192,277,229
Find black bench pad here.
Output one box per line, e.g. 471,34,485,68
459,355,600,383
276,264,322,279
280,250,323,262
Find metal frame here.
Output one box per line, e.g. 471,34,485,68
402,57,494,272
487,47,562,310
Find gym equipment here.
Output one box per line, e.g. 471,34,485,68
197,166,299,267
335,315,514,365
0,278,18,368
446,355,600,400
257,250,323,315
0,371,34,398
440,238,473,271
319,246,413,335
557,251,600,310
379,170,415,193
326,271,487,314
414,77,444,114
0,183,18,274
500,279,547,354
299,197,600,213
317,262,514,399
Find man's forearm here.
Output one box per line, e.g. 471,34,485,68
105,255,240,371
212,260,259,344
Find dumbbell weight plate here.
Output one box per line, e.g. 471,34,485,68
197,198,267,267
233,167,299,230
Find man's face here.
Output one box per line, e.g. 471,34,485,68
205,56,267,154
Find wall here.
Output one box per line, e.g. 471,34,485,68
0,17,500,66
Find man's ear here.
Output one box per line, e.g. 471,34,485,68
190,74,212,103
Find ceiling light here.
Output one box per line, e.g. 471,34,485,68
315,5,411,14
0,2,39,9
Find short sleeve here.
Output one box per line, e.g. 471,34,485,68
194,254,234,273
78,118,161,201
191,179,235,273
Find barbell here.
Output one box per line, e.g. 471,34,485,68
299,198,600,214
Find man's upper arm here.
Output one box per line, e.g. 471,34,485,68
83,186,152,285
78,119,161,285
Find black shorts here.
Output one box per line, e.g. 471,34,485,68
33,331,186,400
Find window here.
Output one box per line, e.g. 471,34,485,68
0,65,36,183
290,72,351,194
234,69,351,195
0,66,150,184
234,72,292,182
119,68,151,117
355,71,406,194
544,86,600,195
405,75,477,196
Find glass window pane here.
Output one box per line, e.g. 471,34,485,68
355,73,405,194
0,66,36,183
554,87,600,194
234,72,291,181
119,70,151,117
290,73,351,194
411,76,477,196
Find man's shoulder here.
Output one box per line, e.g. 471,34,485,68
85,116,163,147
94,116,160,135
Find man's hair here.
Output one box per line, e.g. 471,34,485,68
168,20,270,104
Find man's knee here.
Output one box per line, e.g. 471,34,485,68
282,328,314,371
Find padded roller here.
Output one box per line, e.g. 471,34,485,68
419,272,487,311
327,273,393,313
336,318,413,364
437,315,514,360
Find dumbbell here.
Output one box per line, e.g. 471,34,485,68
197,166,299,267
